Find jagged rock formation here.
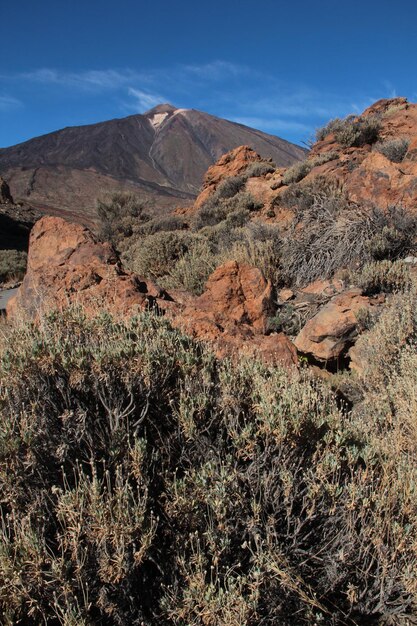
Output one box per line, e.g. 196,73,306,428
0,104,306,225
6,216,172,319
192,146,266,210
170,260,298,368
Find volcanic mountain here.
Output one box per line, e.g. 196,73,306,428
0,104,306,225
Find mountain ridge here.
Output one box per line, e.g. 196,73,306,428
0,104,306,224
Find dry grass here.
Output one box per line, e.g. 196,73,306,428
278,180,417,286
0,249,27,284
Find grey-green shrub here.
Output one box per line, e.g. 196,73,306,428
96,191,150,246
124,230,193,279
316,114,381,147
374,137,409,163
278,180,417,286
0,307,416,624
352,259,412,295
243,161,276,178
282,160,312,185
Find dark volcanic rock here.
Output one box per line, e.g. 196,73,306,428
0,177,13,203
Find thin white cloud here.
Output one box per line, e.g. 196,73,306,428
1,61,408,143
183,60,250,80
382,80,397,99
18,68,140,91
0,94,22,110
231,116,311,134
127,88,166,111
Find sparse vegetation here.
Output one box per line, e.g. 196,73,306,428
0,306,416,624
243,160,275,177
352,259,412,295
0,249,27,284
316,114,381,147
282,159,312,185
216,174,246,199
194,188,262,230
374,137,410,162
277,180,417,286
96,191,151,247
308,150,340,166
124,230,193,280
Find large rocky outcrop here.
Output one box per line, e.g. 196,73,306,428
171,260,298,368
6,216,172,319
7,218,298,369
300,97,417,211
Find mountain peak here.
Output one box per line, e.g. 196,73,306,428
0,106,307,223
144,103,177,116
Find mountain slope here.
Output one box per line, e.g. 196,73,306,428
0,104,306,224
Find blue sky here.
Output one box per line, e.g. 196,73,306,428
2,0,417,148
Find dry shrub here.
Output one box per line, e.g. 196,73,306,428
216,175,247,199
135,214,187,236
279,180,417,286
0,249,27,284
194,189,262,230
0,307,416,624
282,160,312,185
123,230,194,280
308,150,340,167
96,191,151,247
352,259,412,295
316,114,381,147
169,223,281,294
243,161,276,178
374,137,410,163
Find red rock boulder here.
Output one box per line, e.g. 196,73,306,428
294,289,374,362
171,260,298,369
7,216,171,319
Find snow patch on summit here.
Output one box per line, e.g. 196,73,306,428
149,112,169,128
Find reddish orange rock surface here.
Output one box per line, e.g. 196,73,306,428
171,260,298,369
7,216,171,319
7,218,297,369
300,97,417,212
294,289,373,362
193,146,264,210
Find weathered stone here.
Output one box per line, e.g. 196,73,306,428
171,260,297,369
7,216,172,319
294,289,372,362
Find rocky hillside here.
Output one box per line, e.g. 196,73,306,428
184,97,417,221
0,104,306,225
4,98,417,624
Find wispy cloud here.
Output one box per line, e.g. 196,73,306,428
182,60,250,80
127,88,166,111
18,68,139,91
0,94,22,111
1,62,404,142
231,116,312,134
